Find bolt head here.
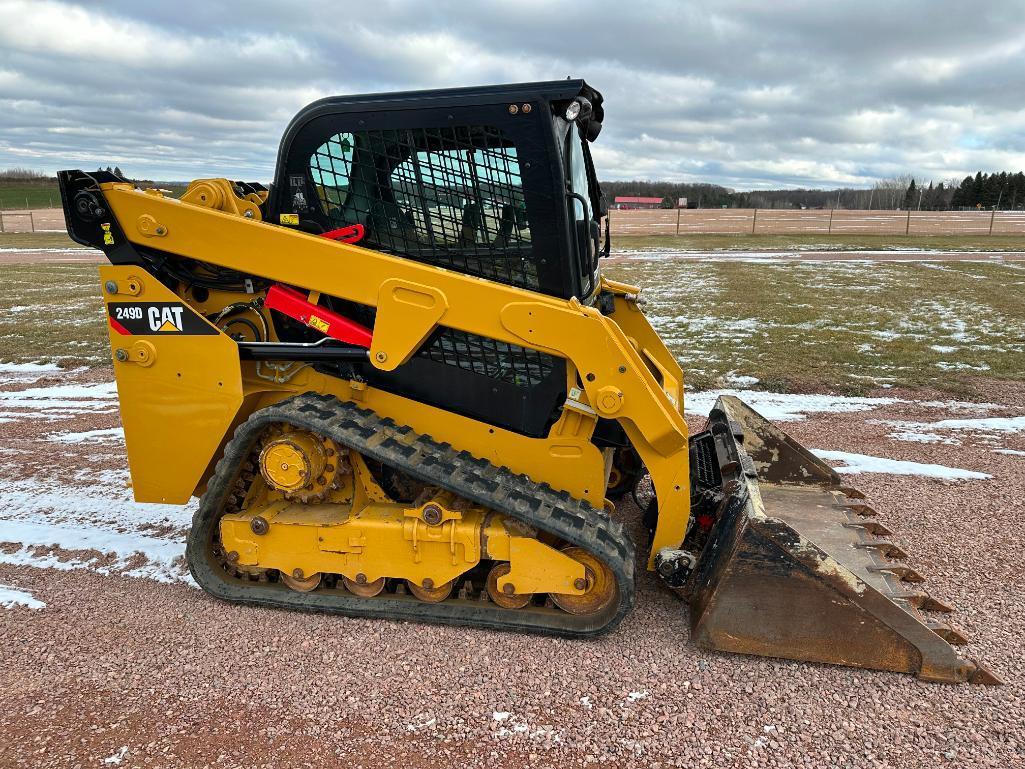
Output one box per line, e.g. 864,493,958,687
250,516,269,536
356,573,367,585
292,568,304,579
574,577,588,591
375,351,388,363
422,578,434,590
422,504,443,525
104,280,118,294
114,349,129,362
502,582,515,595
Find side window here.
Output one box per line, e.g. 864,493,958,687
307,126,536,289
310,133,354,219
390,144,530,248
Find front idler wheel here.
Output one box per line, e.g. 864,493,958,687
551,547,617,616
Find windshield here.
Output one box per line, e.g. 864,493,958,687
568,127,591,221
564,122,600,298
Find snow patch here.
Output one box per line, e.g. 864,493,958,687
811,450,990,480
0,584,45,610
0,381,118,416
102,747,128,765
685,389,898,422
993,448,1025,456
726,374,760,386
0,473,194,584
48,427,125,444
918,416,1025,433
0,361,65,384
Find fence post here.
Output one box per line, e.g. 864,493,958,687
828,207,834,234
0,213,4,233
751,208,758,234
30,211,35,233
906,209,911,235
676,207,681,235
989,209,996,235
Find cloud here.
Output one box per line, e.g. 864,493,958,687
1,0,1024,188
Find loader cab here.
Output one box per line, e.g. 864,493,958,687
270,80,606,302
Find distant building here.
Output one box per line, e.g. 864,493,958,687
614,196,664,209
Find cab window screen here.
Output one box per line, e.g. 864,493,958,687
309,126,536,290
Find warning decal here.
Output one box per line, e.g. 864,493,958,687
108,302,218,336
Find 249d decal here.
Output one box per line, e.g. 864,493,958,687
107,302,217,336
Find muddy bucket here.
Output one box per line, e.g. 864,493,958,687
678,396,999,684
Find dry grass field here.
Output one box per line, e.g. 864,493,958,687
611,208,1025,237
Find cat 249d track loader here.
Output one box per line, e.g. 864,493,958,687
60,80,997,684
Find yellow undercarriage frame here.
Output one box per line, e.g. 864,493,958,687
218,438,587,598
99,178,693,570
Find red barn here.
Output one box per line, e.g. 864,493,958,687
614,196,664,210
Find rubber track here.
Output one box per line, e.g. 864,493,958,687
186,393,636,637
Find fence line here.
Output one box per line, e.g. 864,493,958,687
4,206,1025,238
0,210,35,233
609,208,1025,236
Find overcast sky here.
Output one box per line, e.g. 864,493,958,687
1,0,1024,190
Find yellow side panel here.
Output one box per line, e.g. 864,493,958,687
100,265,244,503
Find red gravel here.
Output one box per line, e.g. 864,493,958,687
1,376,1023,768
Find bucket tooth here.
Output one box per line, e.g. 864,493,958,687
844,501,879,517
869,565,926,583
926,620,968,645
894,592,953,613
682,395,998,685
855,542,908,559
969,664,1003,685
844,521,894,537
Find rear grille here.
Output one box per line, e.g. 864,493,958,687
691,432,722,489
417,327,558,388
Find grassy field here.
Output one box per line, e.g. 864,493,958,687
0,181,188,210
0,232,82,249
2,259,1025,396
0,264,107,368
606,258,1025,395
0,182,62,209
613,233,1025,252
6,229,1025,255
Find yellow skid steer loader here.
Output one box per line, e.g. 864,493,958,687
59,80,997,684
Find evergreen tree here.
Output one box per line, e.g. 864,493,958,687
113,166,123,178
902,178,917,209
972,172,985,208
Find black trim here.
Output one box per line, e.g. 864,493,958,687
238,341,370,362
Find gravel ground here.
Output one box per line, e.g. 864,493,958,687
1,370,1023,768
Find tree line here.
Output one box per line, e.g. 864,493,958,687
5,166,1023,211
602,171,1025,210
